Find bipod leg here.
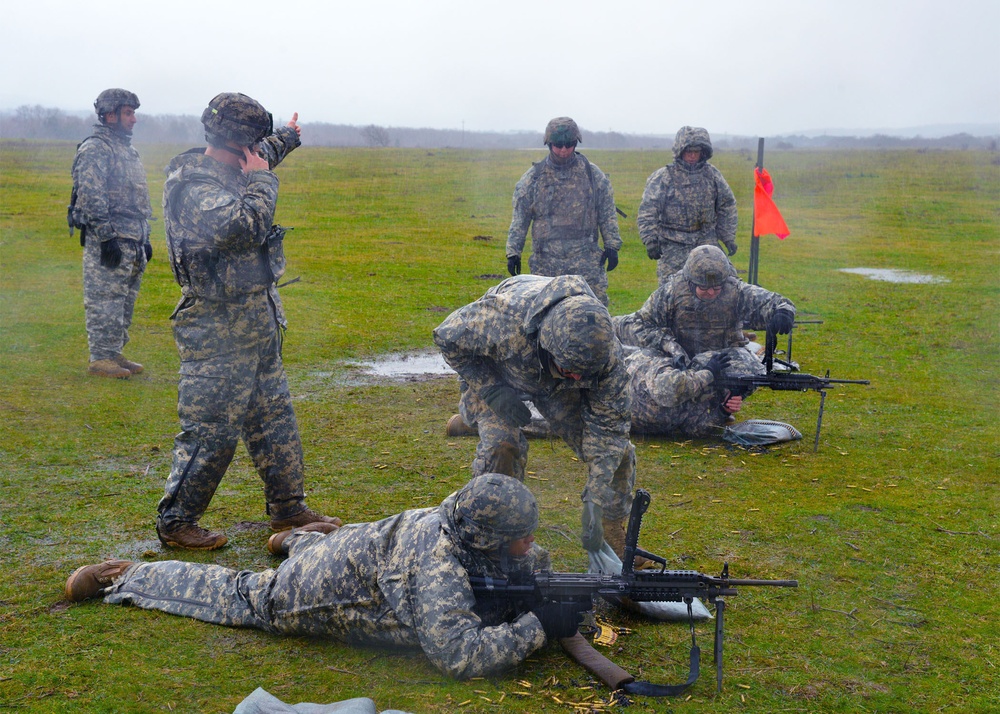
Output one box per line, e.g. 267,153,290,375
713,597,725,692
813,389,827,452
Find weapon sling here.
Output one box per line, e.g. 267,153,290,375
560,597,705,696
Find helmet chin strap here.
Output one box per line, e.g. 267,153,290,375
220,144,248,157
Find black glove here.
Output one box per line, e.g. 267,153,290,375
507,255,521,276
601,249,619,271
581,501,604,551
769,308,795,335
143,241,153,261
704,352,733,380
99,239,123,269
725,241,738,257
645,243,662,260
532,603,584,640
481,384,531,427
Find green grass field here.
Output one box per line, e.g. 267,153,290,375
0,141,997,713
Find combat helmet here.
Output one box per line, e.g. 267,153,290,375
201,92,273,147
682,245,735,288
539,295,614,376
452,474,538,553
94,88,140,120
544,117,582,146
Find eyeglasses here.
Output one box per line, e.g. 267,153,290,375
551,141,577,149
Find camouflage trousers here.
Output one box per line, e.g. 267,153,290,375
631,347,765,438
655,233,721,284
82,238,146,361
528,252,609,306
104,561,278,631
460,385,635,521
104,528,412,648
158,300,308,529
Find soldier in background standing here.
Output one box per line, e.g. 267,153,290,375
156,92,339,550
70,88,153,379
505,117,622,306
638,126,738,284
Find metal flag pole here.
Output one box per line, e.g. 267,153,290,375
748,138,765,286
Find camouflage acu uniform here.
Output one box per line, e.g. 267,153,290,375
157,125,312,529
105,475,551,680
71,124,152,361
507,154,622,305
638,127,738,283
433,275,635,522
614,269,794,434
623,346,764,438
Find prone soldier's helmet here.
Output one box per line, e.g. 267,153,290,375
682,245,735,288
543,117,582,146
94,88,140,120
538,295,614,376
200,92,273,147
452,474,538,553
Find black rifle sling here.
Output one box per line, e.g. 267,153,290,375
622,599,701,697
562,598,702,697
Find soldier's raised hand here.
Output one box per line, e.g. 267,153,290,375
287,112,301,138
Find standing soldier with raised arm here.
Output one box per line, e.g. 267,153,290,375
71,88,153,379
638,126,738,284
505,117,622,306
157,92,339,550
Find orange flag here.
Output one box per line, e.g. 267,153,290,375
753,167,790,239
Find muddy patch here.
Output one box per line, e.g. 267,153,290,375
343,350,455,385
839,268,949,284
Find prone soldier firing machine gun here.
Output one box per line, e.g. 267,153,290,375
718,324,870,451
471,489,798,697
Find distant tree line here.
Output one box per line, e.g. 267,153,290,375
2,105,996,151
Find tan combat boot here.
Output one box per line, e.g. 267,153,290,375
157,521,228,550
270,508,343,533
446,414,478,437
267,521,340,556
113,354,144,374
88,359,131,379
65,560,135,601
603,518,656,570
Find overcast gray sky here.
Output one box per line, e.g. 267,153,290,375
4,0,998,136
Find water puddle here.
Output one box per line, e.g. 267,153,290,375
345,350,455,383
839,268,949,284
